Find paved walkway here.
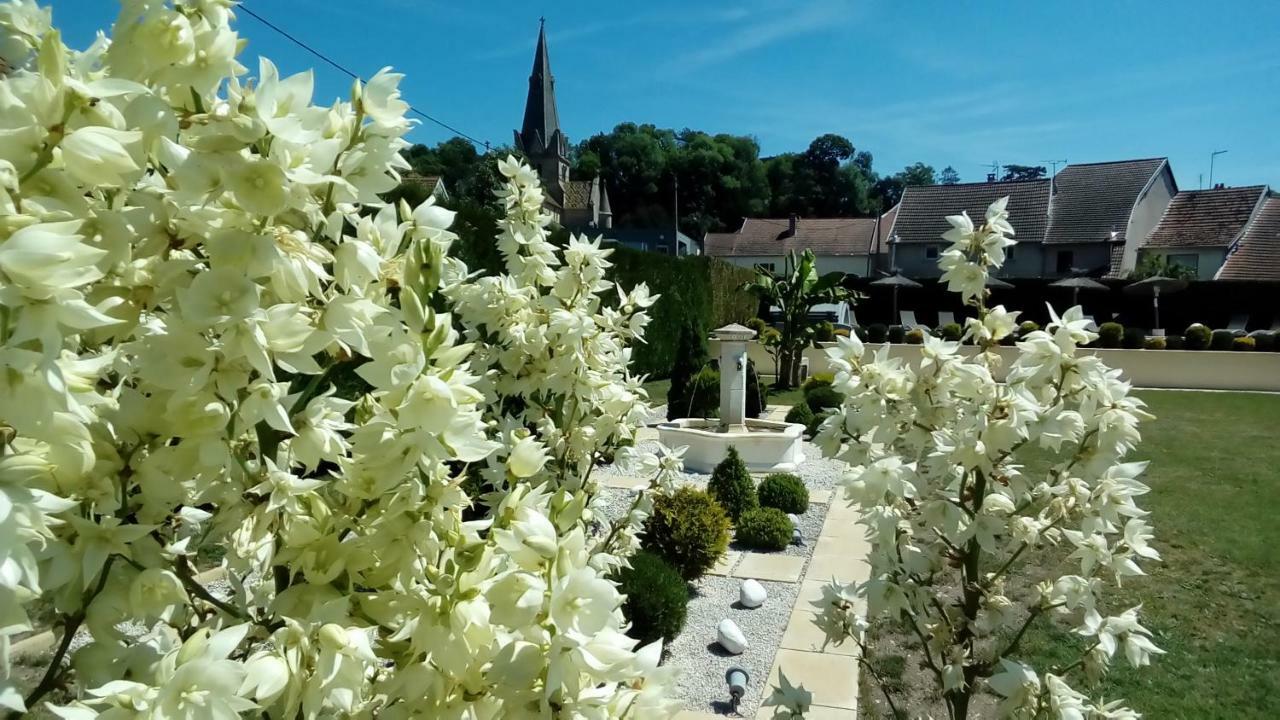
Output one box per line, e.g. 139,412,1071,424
676,491,872,719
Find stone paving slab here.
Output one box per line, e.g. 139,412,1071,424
754,703,857,719
779,608,861,656
707,550,742,577
731,553,806,583
809,489,833,505
766,649,861,710
601,474,649,489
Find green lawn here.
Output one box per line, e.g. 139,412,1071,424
1014,390,1280,719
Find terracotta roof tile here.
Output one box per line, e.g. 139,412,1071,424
704,217,879,257
1144,185,1265,249
1217,195,1280,280
893,180,1051,244
1045,158,1166,245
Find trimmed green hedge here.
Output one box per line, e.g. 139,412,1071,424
609,250,756,378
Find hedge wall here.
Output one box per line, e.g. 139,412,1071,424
609,248,756,378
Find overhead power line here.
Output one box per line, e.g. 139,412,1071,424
237,3,491,149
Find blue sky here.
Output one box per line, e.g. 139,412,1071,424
57,0,1280,189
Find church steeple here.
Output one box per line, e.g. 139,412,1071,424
514,19,569,198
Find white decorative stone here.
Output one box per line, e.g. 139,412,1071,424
717,618,748,655
787,513,800,525
739,579,767,608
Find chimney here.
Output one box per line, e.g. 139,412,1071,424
986,173,997,183
788,214,798,237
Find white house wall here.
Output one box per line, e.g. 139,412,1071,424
1122,165,1177,275
716,255,874,276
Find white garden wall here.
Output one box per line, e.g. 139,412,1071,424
730,341,1280,393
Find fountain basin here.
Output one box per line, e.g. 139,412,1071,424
658,418,805,473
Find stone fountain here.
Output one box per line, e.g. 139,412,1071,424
658,324,805,473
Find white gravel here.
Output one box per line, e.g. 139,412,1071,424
667,574,799,717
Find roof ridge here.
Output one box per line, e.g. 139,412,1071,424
905,178,1050,191
1178,185,1267,194
1062,157,1166,168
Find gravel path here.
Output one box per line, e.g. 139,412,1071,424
668,575,799,717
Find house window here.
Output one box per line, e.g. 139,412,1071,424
1056,250,1074,274
760,262,775,272
1006,245,1015,261
1168,253,1199,274
925,245,939,260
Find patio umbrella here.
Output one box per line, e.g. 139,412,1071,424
1050,276,1108,306
871,273,921,324
1124,276,1188,332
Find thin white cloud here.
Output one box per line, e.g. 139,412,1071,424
670,0,855,70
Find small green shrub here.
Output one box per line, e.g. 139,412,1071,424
867,323,888,343
760,327,782,346
1122,327,1145,349
707,447,758,522
757,473,809,513
746,359,767,419
1183,323,1211,350
940,322,963,342
1097,322,1124,348
1210,329,1235,351
805,385,842,412
807,410,830,437
1142,336,1166,350
1018,320,1040,337
813,320,835,342
746,317,768,335
617,551,688,645
887,325,905,344
1254,332,1277,352
679,365,719,417
735,507,794,551
1233,336,1256,351
642,487,731,581
784,401,815,428
801,373,834,394
905,328,925,345
853,325,868,341
1165,335,1184,350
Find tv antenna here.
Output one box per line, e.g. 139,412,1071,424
1042,159,1067,176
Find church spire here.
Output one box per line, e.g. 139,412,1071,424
515,18,564,158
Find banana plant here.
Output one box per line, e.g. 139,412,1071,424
741,249,856,389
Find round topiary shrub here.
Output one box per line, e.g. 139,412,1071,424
813,320,835,342
1254,331,1277,352
852,325,868,341
616,550,689,645
760,327,782,346
757,473,809,513
708,447,758,522
1122,327,1146,349
867,323,888,343
1018,320,1040,337
784,401,815,428
887,325,906,344
1233,336,1256,351
1142,336,1166,350
1210,329,1235,351
806,410,831,437
747,317,769,336
905,328,925,345
1165,335,1185,350
940,322,963,342
683,365,719,417
801,373,834,394
1183,323,1211,350
735,507,794,551
1097,322,1124,348
805,385,842,412
642,487,731,581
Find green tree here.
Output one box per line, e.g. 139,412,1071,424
939,165,961,185
874,162,936,208
740,250,855,389
1000,164,1047,181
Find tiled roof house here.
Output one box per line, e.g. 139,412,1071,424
1217,193,1280,281
703,210,898,275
